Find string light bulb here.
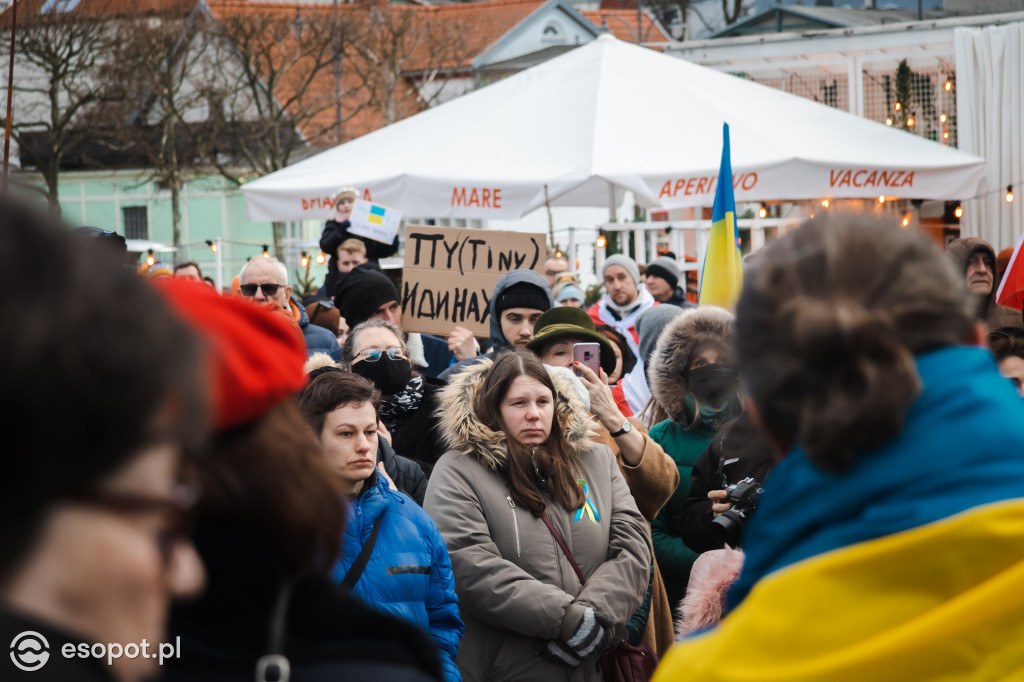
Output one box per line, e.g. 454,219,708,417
944,78,953,92
894,102,901,112
300,252,309,268
901,214,910,228
878,195,886,204
316,252,326,265
1007,186,1015,204
596,233,607,249
906,116,916,127
261,244,270,258
146,249,155,267
943,131,949,140
758,203,768,219
821,199,830,209
886,118,893,126
205,239,217,254
939,113,947,123
954,204,963,219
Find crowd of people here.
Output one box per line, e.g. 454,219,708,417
3,189,1024,682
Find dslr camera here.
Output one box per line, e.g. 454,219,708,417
709,477,763,548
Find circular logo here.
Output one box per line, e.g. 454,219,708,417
10,631,50,672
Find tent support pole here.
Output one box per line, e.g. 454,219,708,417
608,181,617,223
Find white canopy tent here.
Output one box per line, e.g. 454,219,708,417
242,34,986,222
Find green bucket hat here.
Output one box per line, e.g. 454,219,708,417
526,306,617,374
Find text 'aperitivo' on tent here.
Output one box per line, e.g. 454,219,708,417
242,34,986,222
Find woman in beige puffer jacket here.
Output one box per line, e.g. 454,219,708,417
425,352,651,682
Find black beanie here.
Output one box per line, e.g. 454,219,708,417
645,258,679,291
334,266,400,328
495,281,551,317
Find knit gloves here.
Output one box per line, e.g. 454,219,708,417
544,604,613,667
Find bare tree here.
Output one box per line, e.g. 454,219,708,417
100,6,213,250
721,0,745,25
344,5,472,129
197,4,358,257
0,0,115,212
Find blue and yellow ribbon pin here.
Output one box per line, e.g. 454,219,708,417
574,478,600,524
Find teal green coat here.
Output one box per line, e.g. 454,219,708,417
649,418,716,610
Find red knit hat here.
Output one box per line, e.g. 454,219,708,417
154,279,307,430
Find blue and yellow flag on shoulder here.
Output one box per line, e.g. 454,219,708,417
651,347,1024,682
698,123,743,310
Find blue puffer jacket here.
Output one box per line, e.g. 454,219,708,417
335,474,464,682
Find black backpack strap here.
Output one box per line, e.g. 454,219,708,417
341,516,382,591
256,579,295,682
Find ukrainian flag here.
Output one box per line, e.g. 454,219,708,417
698,123,743,310
652,347,1024,682
367,204,387,226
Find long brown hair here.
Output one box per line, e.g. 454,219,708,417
736,215,974,473
475,352,585,517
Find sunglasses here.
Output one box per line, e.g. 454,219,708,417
357,347,406,362
240,283,284,297
68,483,200,566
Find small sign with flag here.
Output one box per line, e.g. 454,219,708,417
698,122,744,310
349,199,402,245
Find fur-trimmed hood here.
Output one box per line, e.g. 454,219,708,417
649,306,735,424
435,356,597,472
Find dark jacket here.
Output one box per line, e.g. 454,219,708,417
380,437,428,505
417,333,455,379
336,474,464,681
1,606,115,681
320,219,398,298
439,270,553,380
946,238,1022,329
678,412,778,554
382,375,448,475
290,296,339,358
166,519,443,682
663,286,696,309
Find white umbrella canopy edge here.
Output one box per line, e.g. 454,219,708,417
242,34,987,221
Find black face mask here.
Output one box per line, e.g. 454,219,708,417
352,355,412,396
689,364,739,405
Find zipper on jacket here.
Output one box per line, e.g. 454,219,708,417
506,496,521,558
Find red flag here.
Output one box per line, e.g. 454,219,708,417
996,233,1024,311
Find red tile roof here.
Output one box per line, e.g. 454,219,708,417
205,0,546,145
407,0,544,70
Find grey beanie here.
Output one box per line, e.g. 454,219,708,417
602,254,641,286
645,256,680,290
636,304,685,366
554,282,585,303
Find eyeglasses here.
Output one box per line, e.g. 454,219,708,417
67,483,200,566
356,347,406,362
239,283,284,297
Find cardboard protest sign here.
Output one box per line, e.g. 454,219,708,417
401,226,546,337
348,199,402,244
